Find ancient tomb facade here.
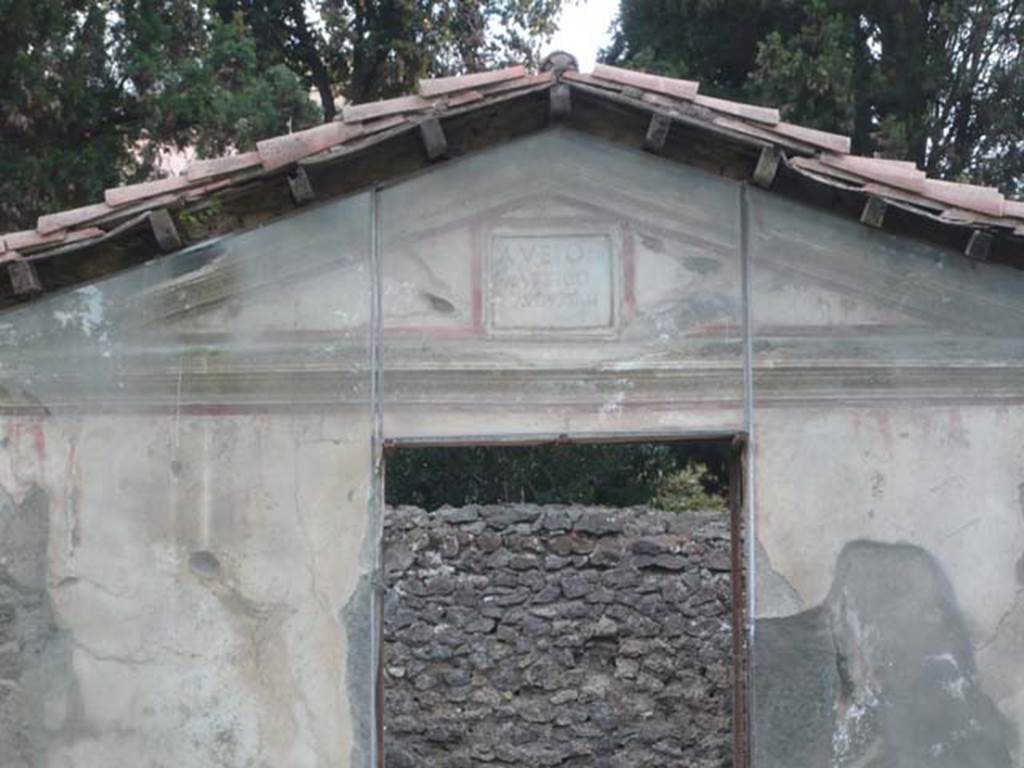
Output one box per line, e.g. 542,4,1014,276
0,129,1022,766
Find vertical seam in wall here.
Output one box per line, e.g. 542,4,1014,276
368,184,384,768
739,182,756,763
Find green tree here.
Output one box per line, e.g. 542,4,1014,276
0,0,315,232
384,443,728,511
606,0,1024,196
0,0,565,231
210,1,567,120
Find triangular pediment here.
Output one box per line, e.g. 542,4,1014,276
9,131,1019,355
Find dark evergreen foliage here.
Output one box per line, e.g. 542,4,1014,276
0,1,565,231
385,442,729,510
607,0,1024,197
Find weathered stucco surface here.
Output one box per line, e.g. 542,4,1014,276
0,129,1022,766
755,541,1016,766
0,412,371,766
755,405,1024,766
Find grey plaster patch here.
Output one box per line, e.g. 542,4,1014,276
754,540,1016,768
754,540,805,619
0,485,74,766
342,572,375,768
753,607,837,767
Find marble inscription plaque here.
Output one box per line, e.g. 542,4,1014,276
489,234,614,331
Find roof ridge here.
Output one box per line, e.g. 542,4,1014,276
2,56,1021,270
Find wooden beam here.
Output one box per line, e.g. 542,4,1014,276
148,209,182,252
550,83,571,121
288,167,316,205
8,259,42,296
860,196,888,229
418,117,447,160
965,230,993,261
752,146,781,188
644,113,672,154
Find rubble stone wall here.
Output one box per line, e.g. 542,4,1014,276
382,504,736,768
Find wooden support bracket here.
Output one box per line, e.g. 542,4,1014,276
148,208,182,252
419,117,448,161
550,83,571,121
965,230,993,261
752,147,781,189
8,259,41,296
644,114,672,154
860,196,888,229
288,167,316,205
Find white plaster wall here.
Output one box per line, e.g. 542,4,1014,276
0,410,371,767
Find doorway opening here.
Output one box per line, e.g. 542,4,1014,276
380,436,746,767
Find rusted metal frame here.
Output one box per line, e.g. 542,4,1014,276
369,183,386,768
737,183,755,768
728,435,749,768
381,430,742,451
380,425,751,768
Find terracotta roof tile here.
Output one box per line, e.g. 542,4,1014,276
6,227,105,252
641,92,690,110
694,95,779,124
923,179,1005,218
770,123,851,154
591,64,699,100
37,201,113,236
561,69,621,91
713,116,807,149
183,174,258,202
1004,200,1024,220
187,151,262,182
5,57,1023,280
861,182,944,211
4,229,54,251
819,154,925,191
419,66,526,98
257,121,364,171
360,115,412,135
105,175,193,207
341,94,432,124
478,71,554,96
445,89,485,108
